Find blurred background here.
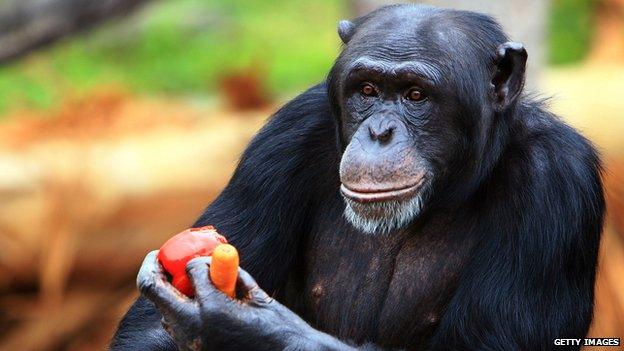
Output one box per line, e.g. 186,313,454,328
0,0,622,350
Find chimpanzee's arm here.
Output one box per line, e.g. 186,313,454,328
110,83,339,350
134,251,392,351
109,296,177,350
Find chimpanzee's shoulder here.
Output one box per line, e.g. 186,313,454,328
253,82,337,154
508,97,602,195
514,98,599,163
270,82,332,124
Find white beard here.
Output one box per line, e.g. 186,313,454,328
342,189,427,234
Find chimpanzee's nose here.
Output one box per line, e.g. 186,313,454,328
368,122,395,144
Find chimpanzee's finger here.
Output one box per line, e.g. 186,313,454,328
186,256,234,306
186,256,247,321
236,267,272,304
137,250,191,315
185,256,213,292
235,267,258,291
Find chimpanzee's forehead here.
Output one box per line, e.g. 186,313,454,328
346,7,465,65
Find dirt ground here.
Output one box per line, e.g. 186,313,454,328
0,64,623,350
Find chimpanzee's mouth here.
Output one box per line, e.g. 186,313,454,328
340,178,425,203
340,177,429,234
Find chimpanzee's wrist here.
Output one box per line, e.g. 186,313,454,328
283,323,356,351
267,301,356,350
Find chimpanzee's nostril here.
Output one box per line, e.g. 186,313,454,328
377,127,393,143
369,124,394,143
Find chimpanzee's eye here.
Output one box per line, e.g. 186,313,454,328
360,83,377,97
406,87,425,101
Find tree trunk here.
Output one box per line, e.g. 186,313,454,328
0,0,153,64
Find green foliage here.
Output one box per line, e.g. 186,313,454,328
549,0,595,65
0,0,598,114
0,0,345,114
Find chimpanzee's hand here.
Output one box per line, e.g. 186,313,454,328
137,250,344,351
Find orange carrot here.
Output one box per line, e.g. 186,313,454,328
210,244,239,298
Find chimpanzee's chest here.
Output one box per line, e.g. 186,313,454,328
293,199,472,349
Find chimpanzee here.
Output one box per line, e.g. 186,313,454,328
110,4,604,351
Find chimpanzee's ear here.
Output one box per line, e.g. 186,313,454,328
491,41,527,111
338,20,356,44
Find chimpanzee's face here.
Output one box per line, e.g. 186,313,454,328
338,62,450,234
334,9,477,234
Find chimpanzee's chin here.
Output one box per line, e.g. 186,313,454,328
342,193,426,235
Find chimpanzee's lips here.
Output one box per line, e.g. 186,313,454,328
340,178,425,203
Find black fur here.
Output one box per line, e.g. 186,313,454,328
111,5,604,350
110,296,176,350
